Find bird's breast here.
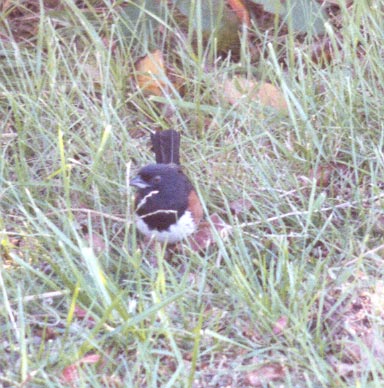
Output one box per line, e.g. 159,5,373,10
135,210,196,243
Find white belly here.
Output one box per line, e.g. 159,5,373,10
135,210,196,243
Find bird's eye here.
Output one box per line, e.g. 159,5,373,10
153,175,161,184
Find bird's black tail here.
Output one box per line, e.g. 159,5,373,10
151,130,181,165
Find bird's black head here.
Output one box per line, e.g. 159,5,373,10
130,163,193,230
130,163,186,191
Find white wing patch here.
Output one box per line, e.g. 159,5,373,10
135,210,196,243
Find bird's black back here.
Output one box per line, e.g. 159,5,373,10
135,164,193,231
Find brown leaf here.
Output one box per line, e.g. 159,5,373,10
74,305,88,319
74,305,96,328
228,0,251,26
229,198,253,216
83,63,102,85
61,354,101,385
78,354,102,364
211,213,232,238
309,162,352,188
311,37,337,65
223,77,288,112
34,326,57,341
188,213,231,252
84,232,106,254
246,363,286,387
272,316,288,336
135,50,167,96
61,364,79,385
256,82,288,112
309,163,333,187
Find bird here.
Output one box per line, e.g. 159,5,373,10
130,130,203,244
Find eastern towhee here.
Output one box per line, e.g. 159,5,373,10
130,130,203,244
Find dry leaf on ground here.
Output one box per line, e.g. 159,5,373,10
74,305,96,328
34,326,57,341
61,354,102,385
246,363,286,387
83,63,102,85
309,162,352,188
188,213,231,252
229,198,253,216
135,49,168,96
310,37,338,65
223,77,288,112
308,161,359,200
62,364,79,386
272,315,288,336
228,0,251,26
84,232,106,254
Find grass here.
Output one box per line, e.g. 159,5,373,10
1,0,384,386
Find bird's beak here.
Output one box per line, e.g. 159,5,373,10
129,176,150,189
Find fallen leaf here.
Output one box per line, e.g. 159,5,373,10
83,63,102,85
61,354,101,385
79,354,102,364
135,49,167,96
246,363,286,387
188,222,212,252
228,0,251,26
229,198,253,216
74,305,88,319
223,77,288,112
254,82,288,112
311,37,338,65
74,305,96,328
309,162,355,198
309,163,334,187
272,316,288,336
211,213,232,239
188,213,231,252
84,232,106,254
309,162,352,186
34,326,57,341
61,364,79,385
